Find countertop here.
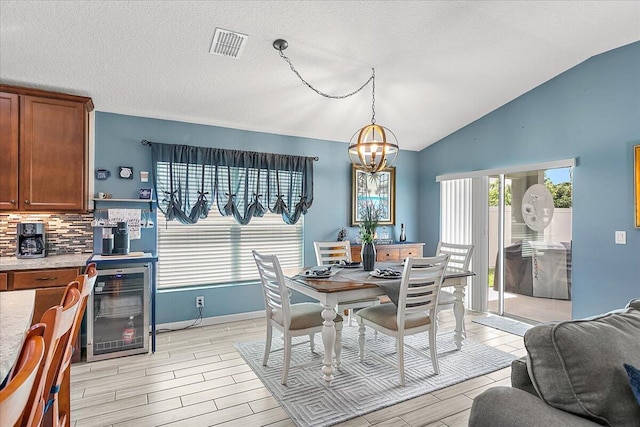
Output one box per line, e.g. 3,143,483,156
0,289,35,380
0,253,92,271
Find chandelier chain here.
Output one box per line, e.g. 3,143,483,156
278,49,374,100
371,69,376,124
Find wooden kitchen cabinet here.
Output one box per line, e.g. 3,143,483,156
0,272,7,291
9,267,80,321
0,92,19,210
6,266,82,361
0,85,93,212
350,242,425,263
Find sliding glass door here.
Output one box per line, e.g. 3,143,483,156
488,167,572,322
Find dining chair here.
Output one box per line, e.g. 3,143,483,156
68,262,98,350
23,281,81,427
44,280,84,427
252,250,343,385
0,325,46,427
314,241,379,326
356,254,450,386
436,242,474,328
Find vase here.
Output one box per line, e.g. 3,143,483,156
361,242,376,271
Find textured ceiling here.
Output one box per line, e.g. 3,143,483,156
1,1,639,151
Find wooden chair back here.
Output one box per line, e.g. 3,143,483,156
23,283,80,427
397,255,450,322
0,325,46,427
252,250,292,327
68,262,98,349
436,242,474,271
314,241,351,265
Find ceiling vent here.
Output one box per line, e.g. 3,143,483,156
210,28,248,59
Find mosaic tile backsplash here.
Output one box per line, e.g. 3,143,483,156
0,213,93,257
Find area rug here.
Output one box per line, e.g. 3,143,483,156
235,326,517,427
473,315,534,337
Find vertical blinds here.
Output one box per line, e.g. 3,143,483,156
440,178,473,245
156,213,303,289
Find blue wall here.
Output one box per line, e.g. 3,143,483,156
417,41,640,318
94,113,421,323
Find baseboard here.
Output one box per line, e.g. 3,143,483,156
156,310,265,331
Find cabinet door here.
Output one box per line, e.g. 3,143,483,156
20,95,87,211
12,267,80,290
0,92,19,210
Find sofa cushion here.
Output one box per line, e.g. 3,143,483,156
524,308,640,425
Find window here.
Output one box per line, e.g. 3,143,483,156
157,213,303,289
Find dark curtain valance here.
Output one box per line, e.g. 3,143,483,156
147,141,315,225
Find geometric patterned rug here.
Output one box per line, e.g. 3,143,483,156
235,326,517,427
472,314,534,337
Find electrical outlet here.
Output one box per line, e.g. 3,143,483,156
196,296,205,308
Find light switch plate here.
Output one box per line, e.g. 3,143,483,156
615,231,626,244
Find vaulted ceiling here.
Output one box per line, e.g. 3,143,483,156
1,1,639,151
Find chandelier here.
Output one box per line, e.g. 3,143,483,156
273,39,398,174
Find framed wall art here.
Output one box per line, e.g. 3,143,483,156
635,145,640,228
351,166,395,226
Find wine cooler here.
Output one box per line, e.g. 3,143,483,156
87,265,150,361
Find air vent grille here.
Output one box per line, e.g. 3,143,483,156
210,28,248,59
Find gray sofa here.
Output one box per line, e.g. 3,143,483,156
469,299,640,426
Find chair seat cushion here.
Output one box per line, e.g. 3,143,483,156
357,303,430,331
438,290,455,305
524,307,640,425
272,303,342,330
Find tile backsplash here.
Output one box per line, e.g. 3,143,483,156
0,213,93,257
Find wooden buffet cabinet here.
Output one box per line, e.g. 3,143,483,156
0,85,94,211
350,242,425,263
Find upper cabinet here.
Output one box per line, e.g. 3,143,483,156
0,85,94,212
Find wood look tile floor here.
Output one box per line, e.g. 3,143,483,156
70,311,525,427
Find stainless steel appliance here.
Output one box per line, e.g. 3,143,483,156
16,222,46,259
87,265,149,361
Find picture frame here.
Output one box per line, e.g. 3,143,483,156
351,166,395,226
139,188,152,200
635,145,640,228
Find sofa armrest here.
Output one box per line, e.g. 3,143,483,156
469,387,602,427
511,357,539,397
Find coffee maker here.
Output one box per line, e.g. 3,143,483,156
113,221,130,255
16,222,46,259
102,221,130,255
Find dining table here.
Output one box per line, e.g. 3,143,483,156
0,289,36,382
284,261,474,386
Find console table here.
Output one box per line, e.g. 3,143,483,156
350,242,424,262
